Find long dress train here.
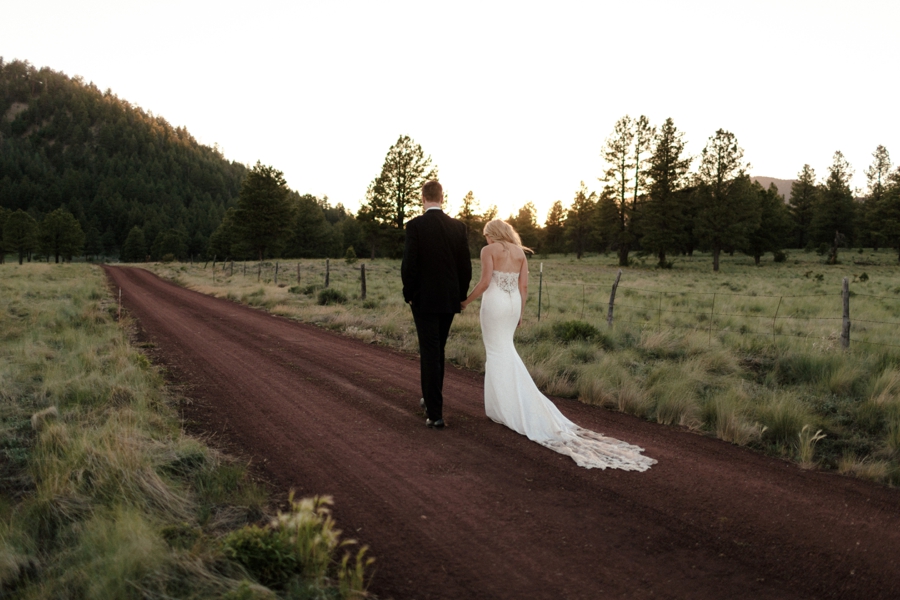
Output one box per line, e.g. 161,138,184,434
480,271,656,471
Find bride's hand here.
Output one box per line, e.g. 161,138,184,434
517,317,523,328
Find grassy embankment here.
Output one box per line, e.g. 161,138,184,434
0,263,371,599
146,249,900,486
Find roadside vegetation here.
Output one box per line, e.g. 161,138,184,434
148,249,900,486
0,263,372,599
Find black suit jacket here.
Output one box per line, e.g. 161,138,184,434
401,209,472,313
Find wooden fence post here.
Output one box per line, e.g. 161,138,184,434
297,263,301,284
607,269,622,327
772,296,783,342
275,262,279,285
360,264,367,300
118,288,121,321
537,263,543,321
325,259,330,288
258,262,261,282
709,293,716,345
230,261,234,277
841,277,851,350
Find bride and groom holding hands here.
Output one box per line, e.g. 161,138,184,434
401,180,655,471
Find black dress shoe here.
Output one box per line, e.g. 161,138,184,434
426,418,445,429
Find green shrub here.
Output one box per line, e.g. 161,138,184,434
317,288,347,305
344,247,357,265
773,250,787,263
552,320,600,343
221,495,371,592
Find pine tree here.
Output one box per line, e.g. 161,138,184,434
599,116,635,266
456,191,485,257
862,145,892,249
233,161,294,261
507,202,541,251
789,164,817,249
744,182,792,264
371,135,437,226
642,118,691,267
3,209,39,264
810,151,855,263
877,166,900,261
0,207,10,264
694,129,758,271
566,182,597,259
40,207,85,262
542,201,566,255
120,226,147,262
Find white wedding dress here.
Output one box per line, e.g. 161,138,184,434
480,271,657,471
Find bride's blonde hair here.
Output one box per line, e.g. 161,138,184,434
483,219,533,254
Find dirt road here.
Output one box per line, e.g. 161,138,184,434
104,266,900,600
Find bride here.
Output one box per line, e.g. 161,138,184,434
461,219,656,471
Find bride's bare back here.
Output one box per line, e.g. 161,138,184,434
484,240,526,274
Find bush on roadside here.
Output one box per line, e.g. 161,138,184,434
222,494,371,593
552,320,600,343
318,288,347,305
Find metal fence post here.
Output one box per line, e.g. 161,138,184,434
841,277,851,349
537,262,543,321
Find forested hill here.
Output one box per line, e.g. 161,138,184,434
0,58,248,258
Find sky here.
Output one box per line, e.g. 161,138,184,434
2,0,898,220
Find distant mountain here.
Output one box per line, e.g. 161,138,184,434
0,58,248,258
752,176,795,202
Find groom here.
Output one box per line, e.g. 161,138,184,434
402,180,472,428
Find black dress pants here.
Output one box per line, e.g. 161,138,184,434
412,309,455,421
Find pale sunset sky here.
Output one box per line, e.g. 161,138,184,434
2,0,898,221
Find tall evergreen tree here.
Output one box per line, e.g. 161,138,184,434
0,206,9,263
120,226,147,262
877,166,900,262
566,182,597,259
599,116,636,266
40,207,85,262
641,118,691,267
694,129,758,271
810,150,855,263
789,164,817,249
233,161,294,261
286,193,334,258
3,209,39,264
861,145,892,249
744,182,792,264
456,191,485,257
542,201,566,255
371,135,437,228
507,202,541,251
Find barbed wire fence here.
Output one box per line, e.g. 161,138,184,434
196,258,900,350
533,268,900,351
205,257,383,300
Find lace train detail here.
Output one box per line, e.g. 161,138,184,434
480,272,656,471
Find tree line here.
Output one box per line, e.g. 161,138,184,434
3,58,899,268
356,122,900,270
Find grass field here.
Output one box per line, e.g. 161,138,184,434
146,248,900,485
0,263,371,599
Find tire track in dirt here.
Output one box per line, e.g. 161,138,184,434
104,266,900,600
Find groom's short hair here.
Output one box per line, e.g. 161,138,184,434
422,180,443,203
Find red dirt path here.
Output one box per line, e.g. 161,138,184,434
104,266,900,600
